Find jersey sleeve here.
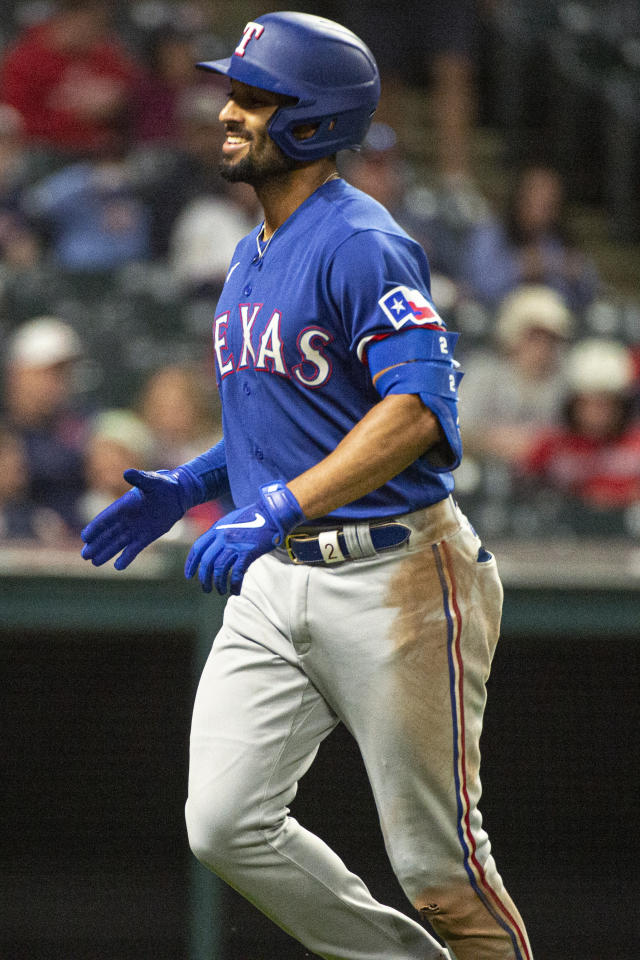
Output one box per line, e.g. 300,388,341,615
326,226,463,472
325,228,445,361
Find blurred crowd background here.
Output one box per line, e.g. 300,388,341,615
0,0,639,554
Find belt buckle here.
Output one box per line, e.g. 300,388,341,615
284,532,312,564
284,529,345,564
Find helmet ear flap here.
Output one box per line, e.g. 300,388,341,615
268,105,376,162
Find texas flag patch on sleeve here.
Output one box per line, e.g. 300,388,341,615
378,285,443,330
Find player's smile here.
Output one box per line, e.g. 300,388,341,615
221,114,255,155
219,82,279,159
225,135,248,148
222,130,252,155
218,80,298,185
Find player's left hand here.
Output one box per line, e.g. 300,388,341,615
184,480,305,595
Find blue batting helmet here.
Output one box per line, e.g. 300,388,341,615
197,11,380,162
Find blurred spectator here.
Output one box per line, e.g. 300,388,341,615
133,27,224,144
24,143,152,272
483,0,559,166
3,315,89,530
130,85,252,262
78,403,214,549
168,179,258,295
461,163,599,313
78,408,154,524
0,0,141,158
0,422,70,542
137,364,226,531
343,121,483,287
137,364,222,466
519,338,640,510
459,284,574,465
630,343,640,412
0,104,42,270
342,123,407,216
343,0,484,186
417,0,487,190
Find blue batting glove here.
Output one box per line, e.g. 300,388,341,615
184,480,305,595
81,466,205,569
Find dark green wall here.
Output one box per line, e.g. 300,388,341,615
1,572,638,960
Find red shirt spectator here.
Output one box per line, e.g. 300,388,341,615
523,423,640,509
0,1,141,155
133,28,225,144
521,338,640,509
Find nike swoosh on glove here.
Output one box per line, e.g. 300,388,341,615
184,480,305,595
81,466,205,569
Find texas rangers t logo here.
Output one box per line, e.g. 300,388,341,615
235,21,265,57
378,286,439,330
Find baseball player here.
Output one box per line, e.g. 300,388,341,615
81,12,532,960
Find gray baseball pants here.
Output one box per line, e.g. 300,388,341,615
186,496,532,960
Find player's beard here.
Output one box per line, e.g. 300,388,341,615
219,124,298,186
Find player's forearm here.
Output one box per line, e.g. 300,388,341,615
287,394,441,520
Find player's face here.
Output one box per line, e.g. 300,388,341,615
218,80,297,185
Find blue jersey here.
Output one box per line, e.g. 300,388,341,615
212,178,457,521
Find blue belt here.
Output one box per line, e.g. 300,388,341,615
283,520,412,565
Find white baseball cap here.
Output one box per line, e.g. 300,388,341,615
8,316,83,369
566,338,635,394
89,409,155,461
496,285,573,350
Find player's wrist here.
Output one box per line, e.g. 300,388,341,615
182,439,230,503
170,465,208,512
259,480,306,545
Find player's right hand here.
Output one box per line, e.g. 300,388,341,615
80,466,204,570
184,480,305,595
